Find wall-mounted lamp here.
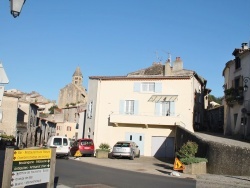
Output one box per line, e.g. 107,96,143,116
243,77,250,92
10,0,26,18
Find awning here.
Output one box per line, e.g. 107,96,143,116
148,95,178,102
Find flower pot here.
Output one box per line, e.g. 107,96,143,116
183,162,207,174
95,150,109,159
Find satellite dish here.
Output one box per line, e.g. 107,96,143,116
241,108,247,114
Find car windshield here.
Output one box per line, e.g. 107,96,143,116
115,143,131,147
53,138,62,146
81,140,93,146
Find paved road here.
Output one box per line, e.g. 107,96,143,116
64,155,250,188
55,158,196,188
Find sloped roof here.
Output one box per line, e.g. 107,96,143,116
73,67,83,77
127,63,164,76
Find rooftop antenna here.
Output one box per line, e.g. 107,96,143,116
154,51,162,62
163,50,171,63
168,52,171,63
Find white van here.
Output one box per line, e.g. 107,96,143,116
46,136,70,158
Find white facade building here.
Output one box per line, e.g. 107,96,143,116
85,58,209,157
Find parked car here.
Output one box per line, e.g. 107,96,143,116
70,138,95,157
112,141,140,160
46,136,70,159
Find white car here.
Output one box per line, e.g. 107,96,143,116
112,141,140,160
46,136,70,159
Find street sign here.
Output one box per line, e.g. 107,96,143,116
12,159,50,171
173,157,185,170
11,149,52,187
11,168,50,188
74,150,82,157
13,149,51,161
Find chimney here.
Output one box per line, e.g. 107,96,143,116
242,43,248,50
173,57,183,71
164,59,172,76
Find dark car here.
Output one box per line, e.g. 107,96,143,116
112,141,140,160
70,138,95,157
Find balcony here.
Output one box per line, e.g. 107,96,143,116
109,113,180,127
224,87,244,107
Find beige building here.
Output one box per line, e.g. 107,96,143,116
58,67,87,109
0,93,18,136
223,42,250,139
55,104,86,140
85,57,209,157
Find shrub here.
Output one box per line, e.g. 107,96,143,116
176,141,207,165
97,143,110,151
0,134,15,141
176,141,198,158
180,157,208,165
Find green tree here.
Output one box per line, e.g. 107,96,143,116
48,105,58,114
208,94,223,105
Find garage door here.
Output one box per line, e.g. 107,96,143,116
125,133,144,155
151,137,175,158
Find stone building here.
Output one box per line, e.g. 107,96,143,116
57,67,87,109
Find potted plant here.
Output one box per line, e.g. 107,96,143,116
95,143,110,159
176,141,208,174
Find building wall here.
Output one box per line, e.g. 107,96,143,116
58,84,86,108
0,95,18,136
223,45,250,139
86,77,199,156
17,101,30,123
77,110,86,139
85,79,98,139
176,125,250,176
206,106,224,132
56,122,76,139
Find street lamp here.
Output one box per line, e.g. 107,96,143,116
10,0,26,18
243,77,250,92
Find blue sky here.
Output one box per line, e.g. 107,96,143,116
0,0,249,102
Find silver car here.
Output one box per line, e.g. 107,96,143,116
112,141,140,160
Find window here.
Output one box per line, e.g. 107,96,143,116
120,100,138,115
234,77,240,89
141,82,155,92
155,101,175,116
125,100,134,115
134,82,162,93
63,138,68,146
67,126,71,131
53,138,62,146
81,140,93,146
87,101,93,119
234,114,238,129
130,135,132,140
57,126,61,131
160,102,170,116
235,57,241,69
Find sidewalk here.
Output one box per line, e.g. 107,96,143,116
69,156,250,188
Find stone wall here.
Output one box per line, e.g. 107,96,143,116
176,126,250,176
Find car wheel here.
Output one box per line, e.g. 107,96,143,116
130,152,134,160
137,151,140,158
